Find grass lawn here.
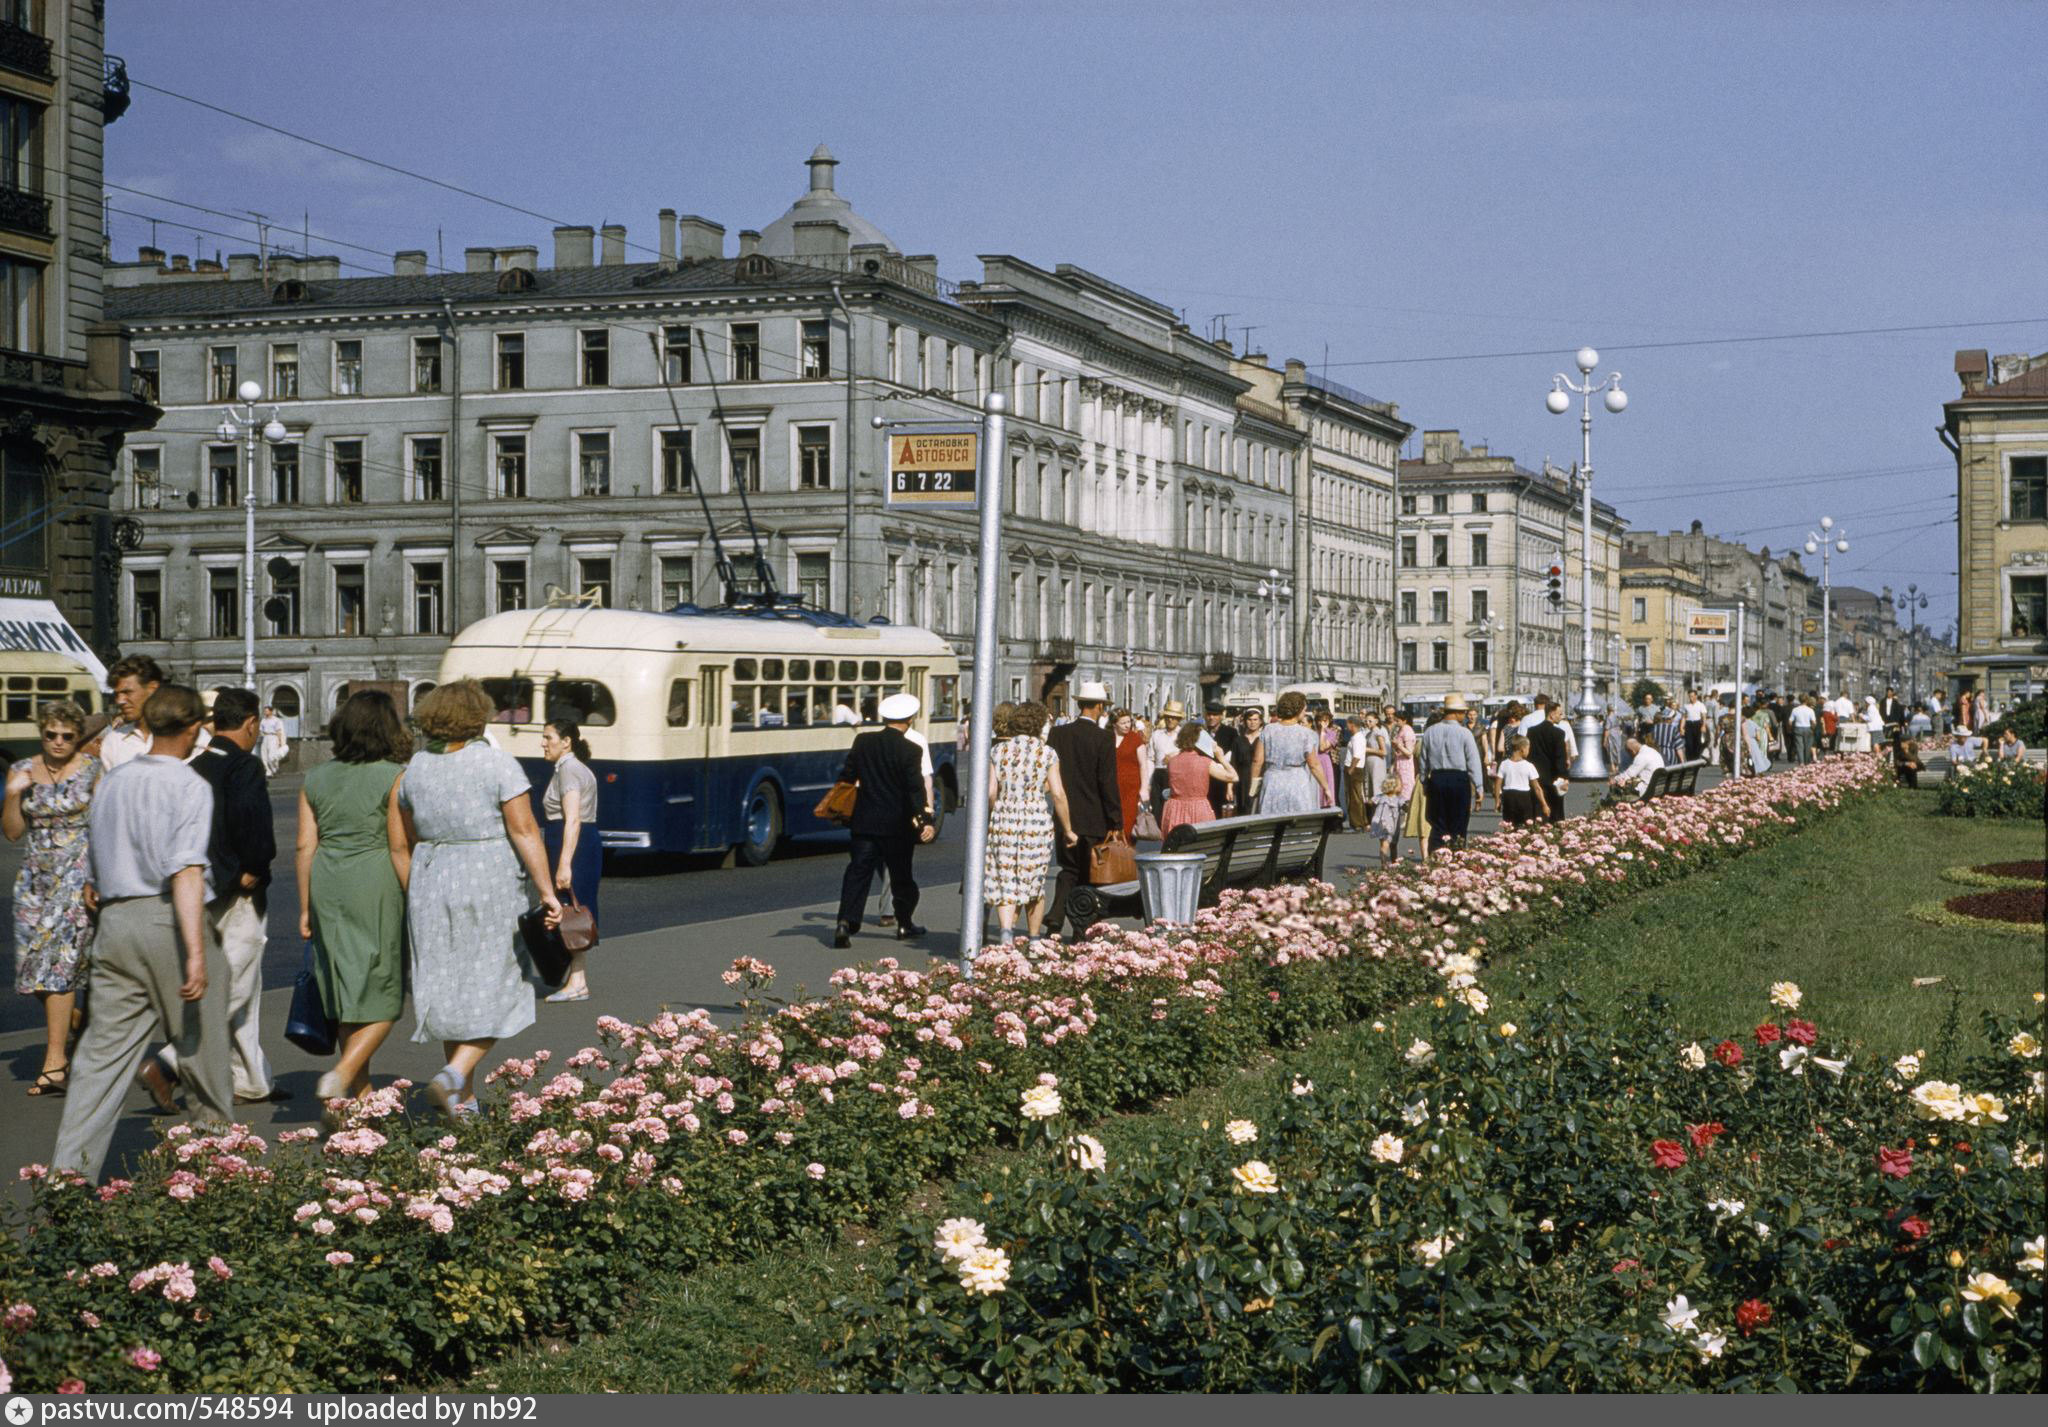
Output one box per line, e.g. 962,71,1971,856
475,789,2044,1393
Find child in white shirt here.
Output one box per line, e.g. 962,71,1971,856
1497,737,1550,827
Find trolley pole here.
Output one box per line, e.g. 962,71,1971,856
958,392,1007,971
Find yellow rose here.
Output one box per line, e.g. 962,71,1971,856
1232,1160,1280,1195
1499,1023,1518,1038
1961,1272,2020,1321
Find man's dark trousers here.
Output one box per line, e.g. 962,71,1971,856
1423,771,1473,854
838,834,917,932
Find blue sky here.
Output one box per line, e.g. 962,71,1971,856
104,0,2048,631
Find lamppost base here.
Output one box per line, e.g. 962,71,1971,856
1569,694,1610,780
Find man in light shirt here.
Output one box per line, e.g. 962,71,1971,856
1682,689,1708,762
1608,735,1666,795
1516,695,1550,738
1147,699,1185,818
1343,714,1373,829
95,654,166,771
1786,694,1817,765
1416,693,1485,853
1828,692,1856,753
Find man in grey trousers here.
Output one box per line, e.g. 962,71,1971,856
52,684,229,1182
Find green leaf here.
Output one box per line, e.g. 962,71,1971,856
1911,1331,1936,1369
1961,1302,1983,1341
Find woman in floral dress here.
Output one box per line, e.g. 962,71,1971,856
982,701,1075,941
4,701,99,1096
1251,691,1330,814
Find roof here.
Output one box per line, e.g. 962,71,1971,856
448,605,957,659
1401,457,1624,523
106,257,858,323
756,144,899,259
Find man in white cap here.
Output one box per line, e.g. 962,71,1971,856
1044,680,1121,933
1415,692,1484,854
833,693,934,949
1146,698,1185,820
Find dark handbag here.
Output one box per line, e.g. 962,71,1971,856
557,890,597,953
1088,830,1139,885
284,941,336,1057
518,905,573,988
814,780,858,824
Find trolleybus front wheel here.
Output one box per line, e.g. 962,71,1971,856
737,784,783,866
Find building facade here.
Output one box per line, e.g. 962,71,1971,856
1618,549,1708,694
1944,348,2048,706
106,151,1337,724
0,0,155,652
1395,431,1623,705
1622,525,1831,693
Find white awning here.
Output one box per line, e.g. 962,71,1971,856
0,599,108,686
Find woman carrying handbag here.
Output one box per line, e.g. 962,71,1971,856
540,719,601,1003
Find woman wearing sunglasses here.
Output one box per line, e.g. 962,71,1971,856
4,700,102,1096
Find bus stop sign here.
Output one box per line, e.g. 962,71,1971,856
888,430,979,506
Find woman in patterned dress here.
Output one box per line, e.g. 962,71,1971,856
4,701,100,1096
1161,720,1237,837
982,700,1075,941
1252,691,1330,814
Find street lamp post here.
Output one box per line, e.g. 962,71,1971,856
1804,517,1849,697
1894,583,1929,702
1475,614,1499,702
1256,568,1291,694
1546,347,1626,779
217,379,288,692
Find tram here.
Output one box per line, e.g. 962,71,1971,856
437,600,961,864
1282,682,1380,720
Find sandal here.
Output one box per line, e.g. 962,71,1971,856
138,1059,179,1114
28,1066,68,1097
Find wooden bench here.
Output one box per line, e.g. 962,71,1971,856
1639,759,1707,800
1062,809,1346,939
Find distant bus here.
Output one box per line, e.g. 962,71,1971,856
1283,682,1380,720
437,602,960,864
0,654,105,766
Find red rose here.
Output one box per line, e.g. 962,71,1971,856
1650,1138,1689,1170
1712,1039,1744,1067
58,1382,86,1395
1735,1299,1772,1336
1754,1022,1782,1047
1785,1019,1817,1046
1686,1121,1727,1151
1954,1142,1971,1155
1611,1258,1641,1274
1875,1145,1913,1179
1822,1237,1844,1251
1898,1216,1931,1241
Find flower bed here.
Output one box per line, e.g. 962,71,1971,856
1942,889,2046,927
829,983,2046,1392
0,757,1894,1393
1934,759,2047,820
1940,862,2046,891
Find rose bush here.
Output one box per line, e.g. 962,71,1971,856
828,981,2045,1392
1934,758,2046,820
0,757,1894,1391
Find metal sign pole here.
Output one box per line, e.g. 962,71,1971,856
958,392,1007,971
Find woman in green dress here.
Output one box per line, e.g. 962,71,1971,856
297,690,413,1111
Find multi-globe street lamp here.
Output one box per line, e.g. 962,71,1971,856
217,379,288,691
1546,347,1626,779
1894,583,1929,702
1804,517,1850,697
1256,568,1292,692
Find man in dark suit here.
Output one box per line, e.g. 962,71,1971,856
1880,686,1908,747
1201,698,1250,816
833,693,934,948
1044,681,1122,933
1526,701,1572,823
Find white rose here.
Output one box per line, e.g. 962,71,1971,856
1908,1080,1967,1122
2008,1031,2042,1060
1891,1052,1922,1079
1768,981,1803,1011
1370,1132,1404,1165
1678,1042,1708,1072
1225,1119,1259,1146
1401,1099,1429,1127
1064,1134,1106,1172
956,1245,1012,1296
1019,1083,1063,1120
1405,1039,1435,1067
932,1217,988,1261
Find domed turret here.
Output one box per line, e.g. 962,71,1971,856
756,145,898,259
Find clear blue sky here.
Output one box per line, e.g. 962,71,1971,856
105,0,2048,633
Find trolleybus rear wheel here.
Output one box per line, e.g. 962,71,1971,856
737,784,783,866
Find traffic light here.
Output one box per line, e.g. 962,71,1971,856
1545,564,1564,609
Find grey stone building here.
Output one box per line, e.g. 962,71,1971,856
105,149,1356,725
1622,524,1841,693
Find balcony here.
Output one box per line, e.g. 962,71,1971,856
1202,652,1236,679
0,181,51,239
1034,637,1076,665
0,19,53,79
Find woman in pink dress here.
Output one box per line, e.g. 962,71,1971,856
1313,710,1340,809
1160,722,1238,838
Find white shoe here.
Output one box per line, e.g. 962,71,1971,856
315,1071,348,1131
423,1066,463,1119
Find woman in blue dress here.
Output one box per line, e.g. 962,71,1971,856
1251,691,1331,815
398,680,561,1117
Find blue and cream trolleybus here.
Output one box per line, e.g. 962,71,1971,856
437,600,961,864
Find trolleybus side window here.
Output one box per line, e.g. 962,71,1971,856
932,674,960,721
482,678,534,725
549,679,617,728
665,680,691,727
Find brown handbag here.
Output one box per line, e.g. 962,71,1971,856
814,780,858,824
557,889,598,954
1088,830,1139,885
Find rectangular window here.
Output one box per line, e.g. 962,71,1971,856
662,325,691,384
207,444,238,506
411,335,441,393
2013,575,2047,638
727,428,761,492
1,95,40,196
493,559,527,614
1472,492,1488,513
130,348,159,404
1399,590,1417,624
333,339,362,396
658,555,691,608
576,432,611,496
411,561,444,634
333,564,366,636
131,448,162,509
1400,492,1416,515
659,429,694,493
665,680,692,728
1430,590,1449,624
493,433,527,498
729,323,760,382
1471,640,1489,674
1632,596,1648,622
1470,588,1489,623
1399,534,1416,568
209,567,239,638
1399,641,1417,673
1470,533,1488,566
270,443,300,504
798,552,830,608
1431,640,1449,673
266,562,300,636
270,343,298,399
2011,455,2048,522
332,439,364,504
496,332,524,390
796,424,832,490
208,346,238,402
1632,644,1649,674
579,328,609,386
0,254,39,351
576,556,612,606
801,319,830,378
132,569,162,640
1431,534,1449,567
886,324,899,383
1431,493,1449,515
409,436,443,501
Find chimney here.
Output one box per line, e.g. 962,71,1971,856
1991,352,2029,386
393,249,427,276
792,218,849,261
904,254,938,280
1243,351,1267,368
553,225,593,269
1955,348,1989,394
170,254,190,272
1211,337,1232,355
737,229,761,258
675,215,723,263
503,246,537,272
465,247,496,274
303,257,342,280
194,258,222,274
138,244,165,269
270,255,299,283
1421,430,1463,465
600,224,626,266
658,209,676,267
227,253,259,280
1284,359,1307,382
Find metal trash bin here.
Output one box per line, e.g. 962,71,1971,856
1137,851,1205,925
